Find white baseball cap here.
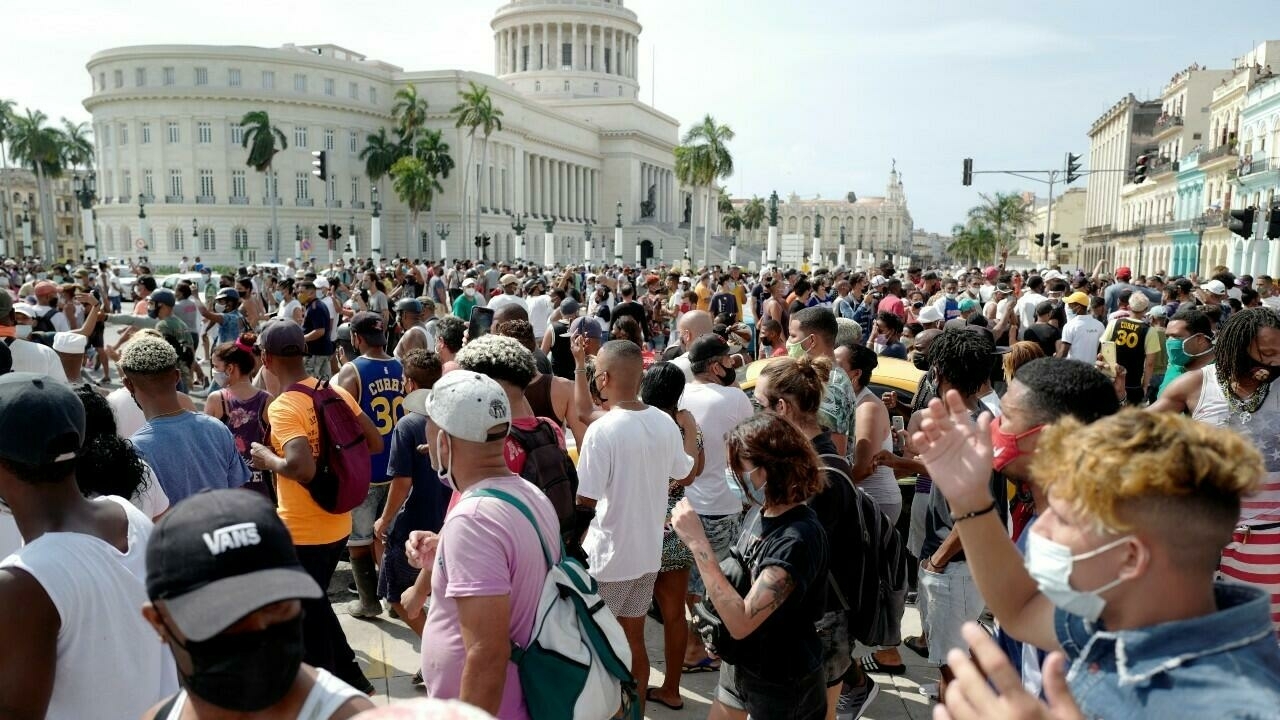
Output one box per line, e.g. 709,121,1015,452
1200,279,1227,296
423,371,510,442
52,332,87,354
917,305,944,324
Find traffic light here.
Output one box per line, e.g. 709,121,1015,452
1268,205,1280,240
1033,232,1046,247
1065,153,1083,184
1133,154,1150,184
311,150,327,182
1050,232,1062,246
330,224,342,243
317,224,329,240
962,158,974,186
1229,206,1256,239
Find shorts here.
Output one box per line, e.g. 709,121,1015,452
348,483,390,547
597,572,658,618
717,662,827,719
305,354,332,381
109,296,122,313
377,535,419,603
908,490,930,559
688,513,741,598
815,610,853,687
918,561,985,665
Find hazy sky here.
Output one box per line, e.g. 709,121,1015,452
5,0,1280,231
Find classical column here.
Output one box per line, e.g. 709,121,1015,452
572,23,578,69
539,155,547,217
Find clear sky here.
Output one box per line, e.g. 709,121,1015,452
5,0,1280,232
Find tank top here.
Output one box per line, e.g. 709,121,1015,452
1192,364,1280,525
0,496,178,720
854,387,902,510
217,387,273,494
525,373,561,426
353,355,405,483
162,668,362,720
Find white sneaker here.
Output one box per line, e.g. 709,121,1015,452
918,682,939,699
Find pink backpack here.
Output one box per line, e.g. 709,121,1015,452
287,381,371,513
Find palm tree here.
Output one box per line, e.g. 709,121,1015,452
390,156,442,253
392,85,429,143
680,114,735,268
967,191,1034,265
948,222,997,267
60,119,94,253
741,195,766,249
240,110,287,261
414,129,454,255
674,144,702,259
452,81,504,259
0,99,16,250
8,109,65,260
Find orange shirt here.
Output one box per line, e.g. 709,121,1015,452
695,283,711,312
268,377,364,546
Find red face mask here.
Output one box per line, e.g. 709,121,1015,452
989,415,1043,473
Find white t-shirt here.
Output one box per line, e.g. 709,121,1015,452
527,295,553,338
679,381,755,515
1015,292,1047,329
320,295,340,340
0,496,177,720
487,293,528,315
277,298,302,322
577,405,694,582
1061,314,1105,364
107,386,147,438
6,338,65,381
0,507,20,559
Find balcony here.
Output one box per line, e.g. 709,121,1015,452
1197,144,1235,166
229,196,249,205
351,200,365,209
164,195,183,204
262,196,282,206
296,198,314,207
326,199,342,209
141,194,155,203
196,195,216,205
1239,155,1272,177
117,196,129,204
1154,114,1184,137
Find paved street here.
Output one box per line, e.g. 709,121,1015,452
329,562,935,719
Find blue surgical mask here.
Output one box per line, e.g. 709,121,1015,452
273,291,284,302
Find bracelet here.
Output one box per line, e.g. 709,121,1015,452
951,501,997,524
575,368,590,375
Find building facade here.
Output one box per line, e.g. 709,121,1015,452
1,169,80,260
84,0,682,268
1015,187,1085,269
1081,94,1162,270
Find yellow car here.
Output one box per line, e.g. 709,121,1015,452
740,355,923,407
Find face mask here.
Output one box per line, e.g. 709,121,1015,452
169,614,304,712
719,361,738,386
147,305,159,319
432,429,455,489
786,334,811,359
989,416,1043,473
912,352,930,371
464,288,476,297
215,302,227,313
1025,531,1132,622
212,370,230,387
946,293,957,300
273,291,284,302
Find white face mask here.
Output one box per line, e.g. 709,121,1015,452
15,324,32,340
1025,530,1132,622
464,287,476,297
431,429,455,490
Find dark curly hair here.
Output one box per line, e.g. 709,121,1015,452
926,328,992,397
73,385,150,503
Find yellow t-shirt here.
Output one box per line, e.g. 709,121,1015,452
268,378,364,546
732,284,746,322
695,283,711,312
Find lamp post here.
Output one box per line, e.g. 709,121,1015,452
348,214,356,259
512,212,527,262
73,172,97,262
435,222,451,261
21,200,32,258
838,224,847,268
137,194,149,259
613,201,623,266
370,186,382,264
584,219,593,265
1136,224,1147,277
1190,214,1208,278
294,223,302,262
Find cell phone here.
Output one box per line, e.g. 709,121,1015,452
1100,340,1118,378
469,306,495,340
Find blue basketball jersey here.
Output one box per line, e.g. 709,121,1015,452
353,355,405,483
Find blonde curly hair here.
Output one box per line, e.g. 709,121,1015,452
1032,409,1262,567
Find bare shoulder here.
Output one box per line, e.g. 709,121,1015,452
329,695,376,719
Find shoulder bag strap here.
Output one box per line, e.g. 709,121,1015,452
471,488,554,569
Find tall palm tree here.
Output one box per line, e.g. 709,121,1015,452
392,85,430,143
674,144,701,259
0,99,16,251
414,129,454,255
741,195,766,249
390,156,442,253
240,110,287,261
8,109,65,260
452,81,504,259
967,191,1034,265
681,114,735,268
949,222,997,267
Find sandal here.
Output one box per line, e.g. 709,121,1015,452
858,655,907,676
903,635,930,659
681,657,721,674
646,687,683,710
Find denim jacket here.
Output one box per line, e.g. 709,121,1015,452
1055,582,1280,719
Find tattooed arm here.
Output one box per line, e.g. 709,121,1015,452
689,538,794,640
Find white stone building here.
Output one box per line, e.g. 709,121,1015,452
83,0,683,268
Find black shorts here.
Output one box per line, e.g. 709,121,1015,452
377,538,419,604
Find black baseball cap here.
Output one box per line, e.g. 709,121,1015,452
146,490,321,642
0,373,85,466
686,334,731,364
258,319,306,357
351,311,388,346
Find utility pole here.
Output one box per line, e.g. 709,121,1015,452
1043,170,1057,267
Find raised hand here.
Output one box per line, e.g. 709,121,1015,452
933,623,1083,720
910,389,994,514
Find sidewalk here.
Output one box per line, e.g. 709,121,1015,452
332,562,936,719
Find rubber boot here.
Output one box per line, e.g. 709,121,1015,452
345,552,382,619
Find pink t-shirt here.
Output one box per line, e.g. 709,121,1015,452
877,293,906,320
422,477,562,718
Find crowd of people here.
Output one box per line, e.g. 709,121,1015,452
1,250,1279,719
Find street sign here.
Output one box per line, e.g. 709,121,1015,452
134,238,146,250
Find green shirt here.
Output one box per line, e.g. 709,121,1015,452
452,293,477,320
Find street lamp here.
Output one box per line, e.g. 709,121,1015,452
1190,214,1209,278
512,212,527,261
20,200,31,258
192,218,198,239
436,222,450,261
371,186,381,218
584,219,593,262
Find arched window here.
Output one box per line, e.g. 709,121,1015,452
786,216,797,234
201,227,216,251
233,227,248,249
171,227,184,251
802,216,812,234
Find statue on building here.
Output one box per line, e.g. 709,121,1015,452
683,196,692,225
640,184,656,218
768,190,779,227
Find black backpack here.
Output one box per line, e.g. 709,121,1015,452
819,453,908,647
507,419,589,563
32,307,58,333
